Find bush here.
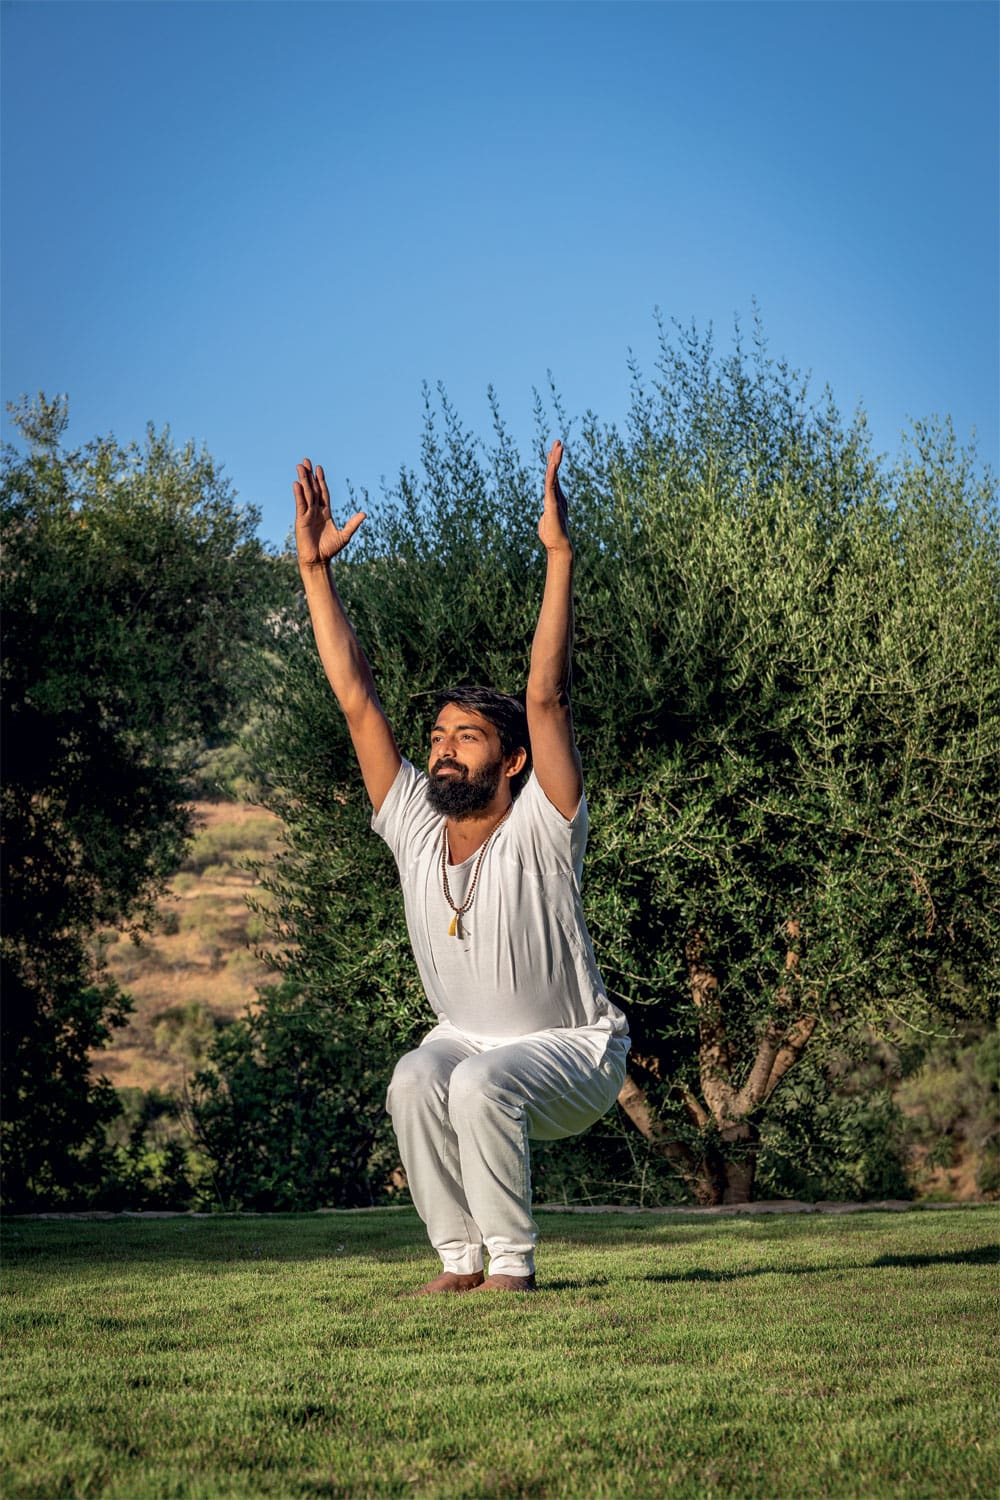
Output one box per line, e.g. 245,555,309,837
188,982,404,1210
756,1051,912,1202
98,1088,206,1211
896,1026,999,1197
152,1003,220,1068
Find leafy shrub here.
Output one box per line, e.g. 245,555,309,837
152,1003,220,1068
180,819,277,875
98,1088,206,1211
186,736,265,802
896,1026,999,1197
188,981,405,1210
532,1119,690,1208
756,1052,912,1202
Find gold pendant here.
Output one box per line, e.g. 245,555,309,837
448,913,462,938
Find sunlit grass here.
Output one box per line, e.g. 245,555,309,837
2,1207,997,1498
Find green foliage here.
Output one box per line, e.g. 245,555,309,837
179,816,277,875
755,1049,912,1202
569,334,999,1062
151,1002,221,1069
896,1026,1000,1195
189,981,404,1210
1,395,289,1209
203,318,1000,1205
184,731,268,802
96,1087,205,1211
531,1117,690,1208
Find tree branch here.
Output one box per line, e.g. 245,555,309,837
616,1071,662,1141
616,1069,715,1200
679,1084,711,1130
686,930,736,1121
735,918,810,1114
735,1016,787,1115
763,1016,818,1099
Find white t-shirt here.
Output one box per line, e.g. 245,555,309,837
372,760,629,1042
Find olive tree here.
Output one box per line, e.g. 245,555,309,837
569,333,998,1200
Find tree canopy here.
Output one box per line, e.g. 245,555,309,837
1,396,288,1208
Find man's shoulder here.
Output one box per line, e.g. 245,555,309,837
516,770,587,828
507,772,588,873
372,758,437,854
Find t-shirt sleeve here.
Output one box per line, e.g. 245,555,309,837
371,758,436,867
509,771,588,879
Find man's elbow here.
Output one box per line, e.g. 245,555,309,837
525,684,573,715
341,688,385,731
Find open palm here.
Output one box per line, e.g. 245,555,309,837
294,459,366,566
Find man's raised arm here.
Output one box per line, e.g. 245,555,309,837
525,441,584,820
294,458,402,813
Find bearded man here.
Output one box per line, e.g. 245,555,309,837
294,441,629,1294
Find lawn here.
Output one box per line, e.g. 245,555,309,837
2,1207,997,1499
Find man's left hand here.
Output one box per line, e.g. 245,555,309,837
538,441,572,554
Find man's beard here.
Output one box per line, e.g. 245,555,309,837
426,756,504,818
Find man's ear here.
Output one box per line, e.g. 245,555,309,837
504,747,528,780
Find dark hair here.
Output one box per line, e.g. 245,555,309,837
431,685,532,798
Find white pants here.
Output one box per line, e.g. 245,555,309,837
385,1021,629,1277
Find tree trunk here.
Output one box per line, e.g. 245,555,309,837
617,917,817,1205
617,1067,722,1203
720,1121,758,1204
616,1069,758,1204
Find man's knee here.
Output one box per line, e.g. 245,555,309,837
447,1054,521,1128
385,1045,451,1117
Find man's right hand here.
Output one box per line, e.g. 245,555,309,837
292,456,401,812
294,458,366,568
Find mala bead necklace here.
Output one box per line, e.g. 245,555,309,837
440,804,513,938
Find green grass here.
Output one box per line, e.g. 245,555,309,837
2,1208,997,1499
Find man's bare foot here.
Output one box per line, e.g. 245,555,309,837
466,1273,537,1293
403,1271,486,1296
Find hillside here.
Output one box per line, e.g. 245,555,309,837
93,802,283,1097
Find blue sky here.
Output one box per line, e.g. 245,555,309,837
3,0,997,549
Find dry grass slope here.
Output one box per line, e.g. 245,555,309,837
92,802,283,1095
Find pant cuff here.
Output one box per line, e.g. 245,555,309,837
487,1253,535,1278
439,1246,485,1274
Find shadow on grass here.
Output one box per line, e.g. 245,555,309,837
644,1244,1000,1284
0,1211,791,1269
4,1213,998,1281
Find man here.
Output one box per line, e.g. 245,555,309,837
294,442,629,1294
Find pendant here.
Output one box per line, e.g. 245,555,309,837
448,913,463,939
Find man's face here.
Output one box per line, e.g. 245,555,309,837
426,703,505,818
